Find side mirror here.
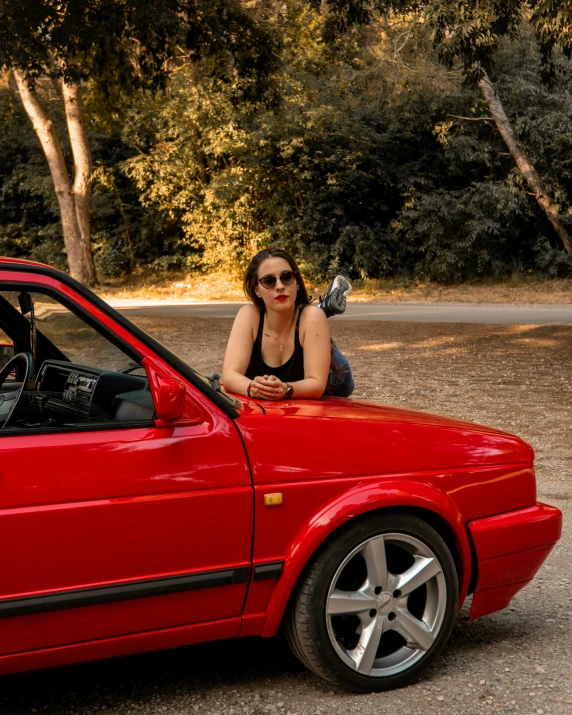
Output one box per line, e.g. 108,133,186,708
154,378,186,422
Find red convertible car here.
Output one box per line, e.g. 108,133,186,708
0,258,562,692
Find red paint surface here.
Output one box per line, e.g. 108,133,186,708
0,260,563,675
469,503,562,560
469,582,529,620
0,617,242,677
474,544,554,592
466,503,561,619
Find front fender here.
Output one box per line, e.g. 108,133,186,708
260,479,472,637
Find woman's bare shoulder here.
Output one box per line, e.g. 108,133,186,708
233,304,260,335
236,303,260,320
300,304,327,325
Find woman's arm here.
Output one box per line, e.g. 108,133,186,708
292,305,330,397
222,305,258,395
257,306,330,400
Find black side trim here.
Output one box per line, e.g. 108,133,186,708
0,566,249,619
253,561,284,581
0,263,239,419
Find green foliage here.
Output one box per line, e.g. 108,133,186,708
1,4,572,282
530,1,572,73
0,0,179,90
388,182,545,282
321,1,571,79
114,8,572,280
0,0,279,98
118,8,403,276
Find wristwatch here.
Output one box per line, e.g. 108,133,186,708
283,382,294,400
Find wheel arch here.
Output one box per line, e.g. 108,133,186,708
261,482,472,637
403,505,463,578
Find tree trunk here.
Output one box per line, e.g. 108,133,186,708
479,71,572,254
12,70,97,284
61,79,97,284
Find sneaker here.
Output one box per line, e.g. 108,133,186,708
319,275,352,318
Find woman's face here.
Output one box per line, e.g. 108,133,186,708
254,256,299,313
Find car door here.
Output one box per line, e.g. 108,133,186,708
0,279,252,657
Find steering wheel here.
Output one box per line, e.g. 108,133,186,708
0,352,34,428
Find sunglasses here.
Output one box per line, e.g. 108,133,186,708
257,270,297,290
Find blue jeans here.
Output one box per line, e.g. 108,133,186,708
325,343,354,397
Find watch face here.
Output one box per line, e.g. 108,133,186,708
285,385,294,399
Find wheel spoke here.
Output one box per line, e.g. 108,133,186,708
351,616,386,674
360,535,388,589
326,588,375,616
392,608,435,651
395,555,442,597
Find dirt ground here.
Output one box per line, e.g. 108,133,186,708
1,317,571,714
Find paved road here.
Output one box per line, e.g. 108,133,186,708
107,298,572,324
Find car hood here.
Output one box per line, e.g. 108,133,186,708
235,396,532,487
254,397,512,435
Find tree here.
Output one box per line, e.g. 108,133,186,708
317,0,572,254
0,0,278,283
3,1,570,281
429,0,572,253
118,4,406,278
114,1,572,281
478,70,571,254
10,71,97,282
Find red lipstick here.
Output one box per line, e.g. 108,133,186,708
276,295,288,302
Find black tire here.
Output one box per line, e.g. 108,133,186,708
283,511,458,692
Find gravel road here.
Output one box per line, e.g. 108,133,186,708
1,318,570,715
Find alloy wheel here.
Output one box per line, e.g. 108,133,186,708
325,532,447,678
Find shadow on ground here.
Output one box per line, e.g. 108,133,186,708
0,610,554,715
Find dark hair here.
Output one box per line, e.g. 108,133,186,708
243,248,311,309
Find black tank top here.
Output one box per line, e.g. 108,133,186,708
246,306,305,383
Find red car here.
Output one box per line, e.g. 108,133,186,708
0,258,562,692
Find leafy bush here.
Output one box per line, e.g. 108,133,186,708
1,9,572,281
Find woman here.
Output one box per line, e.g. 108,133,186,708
222,248,353,400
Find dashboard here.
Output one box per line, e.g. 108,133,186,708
18,360,156,427
37,362,100,418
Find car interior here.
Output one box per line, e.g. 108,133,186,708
0,289,156,430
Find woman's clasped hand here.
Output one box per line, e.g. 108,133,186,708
248,375,288,400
